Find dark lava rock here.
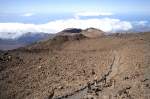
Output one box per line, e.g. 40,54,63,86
62,28,82,33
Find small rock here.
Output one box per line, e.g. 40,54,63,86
91,69,95,75
47,89,55,99
141,78,148,82
124,76,129,80
38,66,42,69
58,86,63,89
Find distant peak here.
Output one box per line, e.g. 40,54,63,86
85,27,104,32
82,28,105,38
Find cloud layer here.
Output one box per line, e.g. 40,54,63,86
75,12,113,17
0,17,133,39
74,11,113,19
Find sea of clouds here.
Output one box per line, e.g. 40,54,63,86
0,12,149,39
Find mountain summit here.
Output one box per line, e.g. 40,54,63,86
58,28,105,38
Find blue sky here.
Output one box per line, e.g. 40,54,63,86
0,0,150,24
1,0,150,14
0,0,150,39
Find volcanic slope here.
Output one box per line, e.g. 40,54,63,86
0,31,150,99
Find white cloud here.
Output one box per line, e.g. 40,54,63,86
135,21,148,26
0,23,38,39
22,13,34,17
40,18,132,33
0,18,133,39
74,12,113,19
129,21,150,32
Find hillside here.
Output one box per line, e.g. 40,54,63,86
0,30,150,99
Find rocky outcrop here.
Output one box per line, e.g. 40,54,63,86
61,28,82,34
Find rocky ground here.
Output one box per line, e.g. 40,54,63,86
0,30,150,99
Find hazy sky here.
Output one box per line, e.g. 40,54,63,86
0,0,150,14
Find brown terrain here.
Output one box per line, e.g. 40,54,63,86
0,28,150,99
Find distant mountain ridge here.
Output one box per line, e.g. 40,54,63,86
0,32,54,50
